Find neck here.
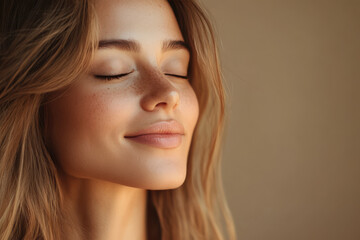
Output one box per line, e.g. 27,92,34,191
58,172,147,240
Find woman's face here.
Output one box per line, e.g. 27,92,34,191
45,0,199,189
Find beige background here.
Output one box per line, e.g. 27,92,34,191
204,0,360,239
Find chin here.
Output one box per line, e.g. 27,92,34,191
151,172,187,190
131,165,188,190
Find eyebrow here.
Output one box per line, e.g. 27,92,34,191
98,39,190,53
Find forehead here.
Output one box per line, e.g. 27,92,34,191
94,0,183,41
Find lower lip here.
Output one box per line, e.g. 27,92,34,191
124,134,183,149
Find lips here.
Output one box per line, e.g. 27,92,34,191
124,119,185,137
124,120,185,149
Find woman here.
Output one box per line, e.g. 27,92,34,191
0,0,236,239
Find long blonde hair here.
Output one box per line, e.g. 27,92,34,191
0,0,236,239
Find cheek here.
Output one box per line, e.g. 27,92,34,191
180,84,199,131
49,89,129,141
46,84,136,176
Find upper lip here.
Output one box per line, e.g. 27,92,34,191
124,120,185,137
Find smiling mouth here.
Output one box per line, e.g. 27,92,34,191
124,133,183,149
124,120,185,149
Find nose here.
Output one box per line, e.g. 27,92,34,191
140,71,180,113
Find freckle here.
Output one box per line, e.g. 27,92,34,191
129,80,144,95
128,68,166,95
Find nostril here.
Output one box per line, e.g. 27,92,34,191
155,102,167,108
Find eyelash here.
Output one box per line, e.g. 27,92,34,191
94,72,188,81
165,73,188,80
94,72,131,81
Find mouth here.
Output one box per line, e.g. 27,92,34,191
125,133,184,149
124,120,185,149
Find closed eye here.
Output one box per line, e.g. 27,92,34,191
165,73,188,79
94,70,134,81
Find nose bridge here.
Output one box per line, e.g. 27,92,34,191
139,66,180,112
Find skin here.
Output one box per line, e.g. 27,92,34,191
45,0,199,239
